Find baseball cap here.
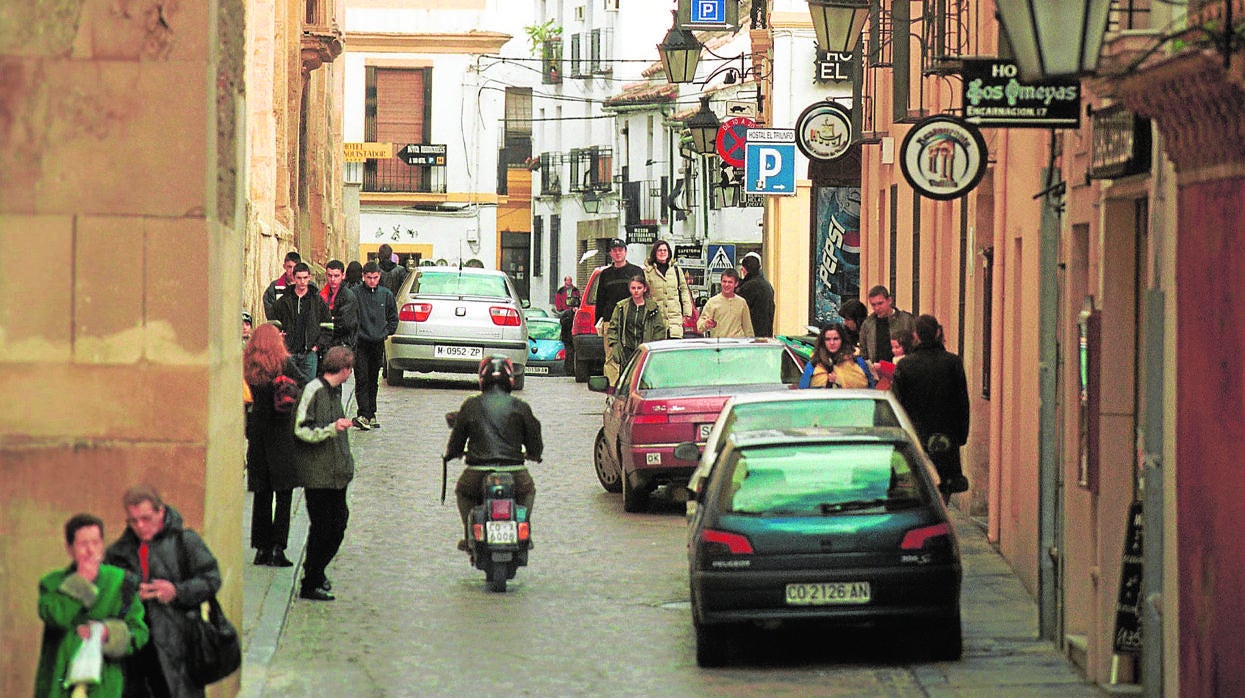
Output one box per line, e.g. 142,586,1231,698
608,238,627,249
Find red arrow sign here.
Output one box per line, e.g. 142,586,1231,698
715,117,757,168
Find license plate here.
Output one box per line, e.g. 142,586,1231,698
527,365,549,374
434,345,483,359
698,423,713,440
485,521,518,544
785,582,871,605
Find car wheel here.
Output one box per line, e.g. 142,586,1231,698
512,372,525,391
593,428,622,493
385,364,403,386
621,471,648,513
574,353,590,383
694,621,731,667
923,614,962,661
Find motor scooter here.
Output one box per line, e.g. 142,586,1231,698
443,413,533,592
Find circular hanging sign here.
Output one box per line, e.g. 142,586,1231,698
899,115,988,201
795,101,852,161
715,116,757,168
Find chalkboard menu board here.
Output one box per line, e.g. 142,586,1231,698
1113,501,1144,654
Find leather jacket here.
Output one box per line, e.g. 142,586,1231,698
444,387,543,466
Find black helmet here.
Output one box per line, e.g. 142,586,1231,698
478,355,515,391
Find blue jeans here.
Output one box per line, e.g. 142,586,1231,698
293,351,318,382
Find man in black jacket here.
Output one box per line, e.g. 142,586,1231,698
595,239,643,384
737,252,775,337
445,356,543,549
891,314,971,501
350,261,398,430
271,262,331,382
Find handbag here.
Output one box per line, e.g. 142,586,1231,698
176,532,242,686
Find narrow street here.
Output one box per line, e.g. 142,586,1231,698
244,375,1101,697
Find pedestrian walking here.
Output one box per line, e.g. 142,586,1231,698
554,275,580,312
858,285,916,362
643,240,694,338
891,314,971,501
607,275,667,372
697,269,754,338
350,261,398,430
36,513,148,698
737,252,775,337
595,239,643,384
243,323,302,568
376,243,408,295
320,259,360,352
292,346,357,601
263,251,317,321
104,485,223,698
799,323,876,389
344,260,364,292
270,262,331,382
838,298,867,350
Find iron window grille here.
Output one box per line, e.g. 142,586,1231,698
569,147,614,193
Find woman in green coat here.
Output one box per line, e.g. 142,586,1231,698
36,514,148,698
608,275,668,371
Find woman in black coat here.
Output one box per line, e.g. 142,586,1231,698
244,322,303,566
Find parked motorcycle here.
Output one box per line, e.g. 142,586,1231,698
442,412,533,592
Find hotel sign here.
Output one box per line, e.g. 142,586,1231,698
343,142,393,162
961,59,1081,129
1088,105,1152,180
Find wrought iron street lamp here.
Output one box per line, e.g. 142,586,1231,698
581,190,602,214
658,12,702,84
805,0,870,55
994,0,1113,81
685,96,721,155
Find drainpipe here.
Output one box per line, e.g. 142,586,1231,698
1037,132,1062,642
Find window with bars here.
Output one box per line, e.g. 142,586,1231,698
570,33,584,76
569,147,613,192
539,152,563,196
364,66,445,193
542,38,563,84
502,87,532,167
920,0,974,76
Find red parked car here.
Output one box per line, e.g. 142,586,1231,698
587,338,804,512
570,265,701,383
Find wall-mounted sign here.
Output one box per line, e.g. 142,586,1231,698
744,129,797,196
715,116,757,168
1088,105,1152,180
674,244,702,261
677,0,739,30
795,101,852,162
398,143,448,166
899,116,988,201
813,49,856,83
625,224,659,245
725,100,757,119
344,142,393,162
962,59,1081,129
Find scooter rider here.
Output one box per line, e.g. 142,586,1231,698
444,356,543,549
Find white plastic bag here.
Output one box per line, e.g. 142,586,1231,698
64,621,104,688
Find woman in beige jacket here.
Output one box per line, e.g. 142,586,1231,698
643,240,694,338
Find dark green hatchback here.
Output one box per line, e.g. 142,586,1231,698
687,427,962,667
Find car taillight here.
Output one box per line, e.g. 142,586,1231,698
900,522,951,550
632,414,668,425
518,522,530,540
490,306,521,326
490,499,513,520
472,523,485,541
571,309,596,335
700,528,753,555
556,347,566,360
400,302,432,322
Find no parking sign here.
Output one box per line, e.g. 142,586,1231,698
715,117,757,168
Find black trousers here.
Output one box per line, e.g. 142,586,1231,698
302,487,349,590
250,489,292,550
122,635,172,698
354,339,384,419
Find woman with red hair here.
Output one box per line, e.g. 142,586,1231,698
244,323,303,567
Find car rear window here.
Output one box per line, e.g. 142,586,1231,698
638,347,801,389
528,320,561,340
723,399,901,435
719,442,928,515
410,272,510,298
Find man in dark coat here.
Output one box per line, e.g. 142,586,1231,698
104,485,223,698
858,285,916,362
350,261,398,430
891,314,971,501
271,262,331,382
376,243,408,295
595,239,643,384
737,252,776,337
320,259,359,351
293,346,357,601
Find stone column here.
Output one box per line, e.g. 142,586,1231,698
0,1,246,694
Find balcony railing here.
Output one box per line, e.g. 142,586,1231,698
363,158,448,193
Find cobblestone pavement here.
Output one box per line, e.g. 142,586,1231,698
250,374,1104,697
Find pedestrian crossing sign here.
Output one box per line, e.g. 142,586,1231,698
706,244,736,272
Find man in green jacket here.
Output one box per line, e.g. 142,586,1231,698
293,345,356,601
36,514,148,698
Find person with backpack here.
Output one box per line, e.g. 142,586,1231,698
36,513,148,698
243,323,303,567
799,323,878,389
376,243,408,295
643,240,694,338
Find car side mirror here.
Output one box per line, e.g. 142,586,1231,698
521,298,531,309
673,441,701,461
587,375,611,393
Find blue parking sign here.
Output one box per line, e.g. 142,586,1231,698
744,142,796,196
692,0,725,24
